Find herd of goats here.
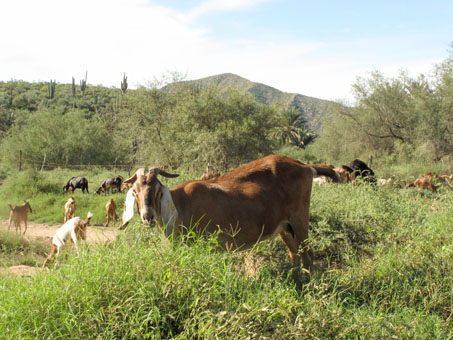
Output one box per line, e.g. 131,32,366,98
4,155,453,271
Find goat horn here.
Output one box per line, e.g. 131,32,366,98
148,167,179,178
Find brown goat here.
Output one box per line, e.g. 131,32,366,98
122,155,339,271
105,198,117,226
8,201,33,235
405,172,438,192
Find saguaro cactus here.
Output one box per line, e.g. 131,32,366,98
80,71,88,96
48,80,56,99
121,72,128,94
72,77,76,109
72,77,76,97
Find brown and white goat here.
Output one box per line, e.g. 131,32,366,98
42,212,93,269
64,197,76,223
8,201,33,235
122,155,338,271
105,198,117,226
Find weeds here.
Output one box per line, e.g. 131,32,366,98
0,171,452,339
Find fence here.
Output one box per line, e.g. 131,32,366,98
19,151,134,175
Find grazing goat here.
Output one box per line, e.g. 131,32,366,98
8,201,32,235
122,155,338,271
201,163,220,180
95,176,124,195
105,198,117,226
42,212,93,269
63,176,89,193
349,159,376,184
64,197,76,223
404,172,452,192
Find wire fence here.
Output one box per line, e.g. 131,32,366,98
21,156,134,174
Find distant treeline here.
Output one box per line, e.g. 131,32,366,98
0,76,317,176
1,46,453,177
310,46,453,168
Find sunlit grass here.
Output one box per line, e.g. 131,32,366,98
0,171,452,339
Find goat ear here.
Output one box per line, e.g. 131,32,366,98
124,168,146,184
122,188,135,226
123,174,137,184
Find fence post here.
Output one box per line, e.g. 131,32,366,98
41,154,47,172
19,150,22,171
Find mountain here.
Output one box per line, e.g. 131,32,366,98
168,73,333,130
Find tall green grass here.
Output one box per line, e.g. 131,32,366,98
0,171,452,339
0,230,48,267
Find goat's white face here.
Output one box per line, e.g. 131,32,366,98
122,168,179,227
131,173,162,225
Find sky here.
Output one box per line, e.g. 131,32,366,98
1,0,452,101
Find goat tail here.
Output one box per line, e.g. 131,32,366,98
8,204,13,211
86,212,93,220
307,165,339,183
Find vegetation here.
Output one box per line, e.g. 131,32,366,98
276,107,317,149
164,72,332,130
0,230,48,267
0,42,452,340
0,173,452,339
313,49,453,166
0,74,317,175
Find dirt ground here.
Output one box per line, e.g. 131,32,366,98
0,220,119,276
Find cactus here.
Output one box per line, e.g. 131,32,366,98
48,80,56,99
80,71,87,96
121,72,128,94
72,77,76,97
72,77,76,109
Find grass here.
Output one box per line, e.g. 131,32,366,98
0,169,452,339
0,230,48,267
0,168,196,226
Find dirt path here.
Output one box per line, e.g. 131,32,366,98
0,220,119,276
0,220,118,244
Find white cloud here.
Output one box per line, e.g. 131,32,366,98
185,0,267,21
0,0,444,101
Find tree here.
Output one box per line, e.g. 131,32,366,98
0,108,119,169
117,82,278,171
277,107,316,149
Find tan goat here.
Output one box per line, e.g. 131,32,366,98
64,197,76,223
8,201,33,235
105,198,117,226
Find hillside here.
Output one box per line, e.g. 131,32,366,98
167,73,334,130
